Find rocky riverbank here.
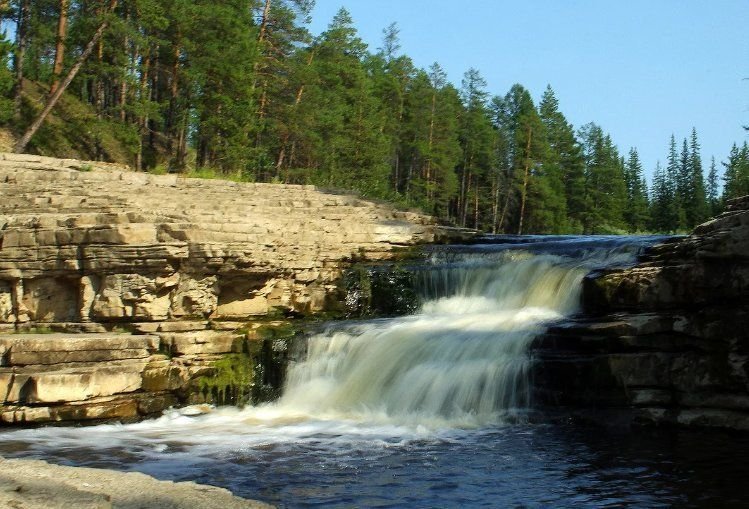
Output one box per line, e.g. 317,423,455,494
0,455,272,508
0,153,473,425
533,196,749,430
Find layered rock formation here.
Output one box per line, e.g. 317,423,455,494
0,153,469,424
534,196,749,430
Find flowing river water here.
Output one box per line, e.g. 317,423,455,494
2,236,748,507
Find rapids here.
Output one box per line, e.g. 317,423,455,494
4,235,743,507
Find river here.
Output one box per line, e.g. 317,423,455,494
1,236,747,507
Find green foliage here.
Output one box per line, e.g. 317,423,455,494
344,264,418,317
623,148,650,231
649,130,712,233
198,353,254,407
723,142,749,201
0,33,14,125
7,2,738,234
706,156,721,215
578,123,627,233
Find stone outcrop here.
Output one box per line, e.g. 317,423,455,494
0,153,471,424
2,330,225,423
0,456,272,508
533,196,749,430
0,152,466,325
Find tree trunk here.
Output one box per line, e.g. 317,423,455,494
517,126,533,235
257,0,272,43
461,172,471,227
95,33,105,160
425,90,436,201
14,0,119,154
491,174,500,234
119,9,131,123
252,0,272,95
275,51,315,172
473,180,479,229
135,44,150,171
50,0,70,95
168,36,180,154
13,0,30,120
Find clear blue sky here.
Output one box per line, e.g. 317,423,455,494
308,0,748,179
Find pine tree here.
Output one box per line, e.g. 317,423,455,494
457,68,493,229
399,64,460,217
252,0,315,180
687,127,708,226
665,135,684,231
368,22,415,196
0,3,14,123
302,8,390,196
578,123,627,233
624,147,649,231
650,161,673,232
188,0,258,173
723,142,749,201
538,85,580,233
493,84,559,234
706,156,721,216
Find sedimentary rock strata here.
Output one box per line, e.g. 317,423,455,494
0,153,469,424
534,196,749,430
0,152,462,324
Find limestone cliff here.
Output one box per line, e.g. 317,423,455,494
0,153,470,424
534,196,749,430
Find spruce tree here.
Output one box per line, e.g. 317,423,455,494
650,161,673,232
723,142,749,200
304,7,390,196
578,123,627,233
457,68,493,228
368,23,415,197
665,135,683,231
687,127,708,226
624,147,649,231
538,85,580,233
706,156,721,216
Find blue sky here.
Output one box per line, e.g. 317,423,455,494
308,1,748,179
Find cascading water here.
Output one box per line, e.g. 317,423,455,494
277,251,590,426
7,235,729,509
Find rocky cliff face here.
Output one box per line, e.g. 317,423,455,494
0,153,470,424
533,196,749,430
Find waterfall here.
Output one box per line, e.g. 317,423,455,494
0,236,664,478
274,239,644,427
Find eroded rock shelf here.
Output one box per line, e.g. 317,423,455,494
0,153,470,424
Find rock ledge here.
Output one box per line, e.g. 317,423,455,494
0,456,272,508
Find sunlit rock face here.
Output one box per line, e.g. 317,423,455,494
534,196,749,430
0,152,465,325
0,152,471,425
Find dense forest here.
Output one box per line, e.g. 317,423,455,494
1,0,747,233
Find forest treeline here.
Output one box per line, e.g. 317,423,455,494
2,1,748,233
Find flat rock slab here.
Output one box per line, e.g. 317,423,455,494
0,333,160,353
0,456,272,508
0,334,160,367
